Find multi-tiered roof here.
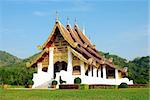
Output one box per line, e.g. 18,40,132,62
27,18,124,72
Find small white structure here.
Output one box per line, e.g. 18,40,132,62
28,18,133,88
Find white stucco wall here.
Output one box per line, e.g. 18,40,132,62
32,49,133,88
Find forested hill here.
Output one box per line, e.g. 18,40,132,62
99,51,128,69
0,50,22,67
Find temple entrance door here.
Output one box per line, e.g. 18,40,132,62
54,61,67,79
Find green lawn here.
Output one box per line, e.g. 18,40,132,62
0,88,149,100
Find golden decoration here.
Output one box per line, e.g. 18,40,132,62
73,42,78,48
37,45,42,50
83,43,87,48
87,58,93,65
53,52,68,64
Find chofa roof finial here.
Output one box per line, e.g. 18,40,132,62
82,26,85,35
67,16,69,24
56,11,58,22
75,17,77,24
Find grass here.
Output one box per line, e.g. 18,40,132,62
0,85,25,89
0,88,149,100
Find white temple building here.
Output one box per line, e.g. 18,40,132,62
27,17,133,88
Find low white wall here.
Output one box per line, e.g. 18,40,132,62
54,70,133,85
32,70,133,88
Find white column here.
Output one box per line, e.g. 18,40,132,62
115,69,119,80
88,67,92,77
102,65,106,79
80,62,85,76
48,47,54,78
93,67,97,77
67,50,72,75
66,50,73,84
98,67,101,78
37,62,42,74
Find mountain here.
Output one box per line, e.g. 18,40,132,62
0,50,22,67
23,52,40,63
0,51,37,85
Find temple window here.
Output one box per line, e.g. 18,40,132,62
54,61,67,78
120,71,126,78
106,66,115,79
73,66,81,75
42,67,48,72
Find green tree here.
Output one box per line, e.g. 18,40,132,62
127,56,150,84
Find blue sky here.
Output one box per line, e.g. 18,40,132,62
0,0,149,60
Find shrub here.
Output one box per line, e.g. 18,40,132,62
118,83,128,88
74,77,81,84
52,80,58,85
27,80,34,85
80,84,89,90
25,80,33,88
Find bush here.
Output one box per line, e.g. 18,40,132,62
52,80,58,85
80,84,89,90
27,80,34,85
24,80,34,88
118,83,128,88
74,77,81,84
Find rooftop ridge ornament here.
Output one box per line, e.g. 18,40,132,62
82,26,85,35
67,17,69,25
56,11,59,22
75,17,77,24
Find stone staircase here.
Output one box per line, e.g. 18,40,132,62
35,80,52,89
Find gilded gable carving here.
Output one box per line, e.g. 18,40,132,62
53,32,68,63
42,54,49,67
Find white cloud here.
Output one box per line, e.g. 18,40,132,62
33,11,47,16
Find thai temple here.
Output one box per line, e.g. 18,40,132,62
27,16,133,88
